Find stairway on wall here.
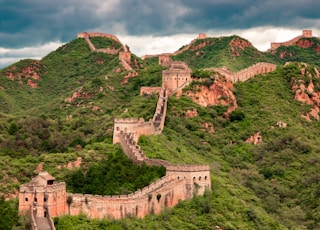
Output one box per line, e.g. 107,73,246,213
120,58,133,71
35,217,52,230
83,35,96,51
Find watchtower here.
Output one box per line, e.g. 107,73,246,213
302,30,313,38
19,171,66,217
162,61,191,94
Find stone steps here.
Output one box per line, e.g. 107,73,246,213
36,217,52,230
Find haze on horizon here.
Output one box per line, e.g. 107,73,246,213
1,0,320,68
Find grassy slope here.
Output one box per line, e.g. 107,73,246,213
1,35,320,229
172,36,278,71
274,37,320,68
55,64,320,229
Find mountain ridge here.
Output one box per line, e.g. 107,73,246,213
2,30,320,229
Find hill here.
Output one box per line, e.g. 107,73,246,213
1,32,320,229
172,35,277,71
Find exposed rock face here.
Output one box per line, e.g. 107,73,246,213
276,121,287,128
279,51,294,59
186,78,237,116
64,87,93,103
291,65,320,121
190,40,214,51
297,39,313,49
229,37,253,57
314,45,320,53
4,61,42,88
27,79,38,88
202,122,215,133
246,132,262,145
185,109,199,118
56,157,82,170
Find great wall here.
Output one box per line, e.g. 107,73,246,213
209,62,277,83
18,30,318,229
77,32,138,81
270,30,316,50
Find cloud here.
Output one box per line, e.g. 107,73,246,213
1,0,320,68
0,41,63,68
1,0,319,50
1,26,320,68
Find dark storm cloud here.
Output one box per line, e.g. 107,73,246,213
0,0,319,49
178,0,320,30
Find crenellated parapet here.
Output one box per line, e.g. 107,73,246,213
77,32,122,44
162,61,192,94
19,34,211,224
270,30,315,50
166,164,210,172
77,32,137,75
211,62,277,83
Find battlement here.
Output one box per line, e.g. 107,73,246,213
158,54,172,67
162,61,192,94
303,30,313,38
270,30,315,50
77,32,122,44
211,62,277,83
114,118,141,124
198,33,207,39
166,165,210,172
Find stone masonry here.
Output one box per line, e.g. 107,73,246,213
162,61,192,94
19,31,283,227
210,62,277,83
19,59,210,226
270,30,315,50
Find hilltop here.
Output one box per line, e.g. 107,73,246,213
1,31,320,229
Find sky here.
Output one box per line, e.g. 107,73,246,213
1,0,320,68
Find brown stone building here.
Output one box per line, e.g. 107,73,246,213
162,61,192,94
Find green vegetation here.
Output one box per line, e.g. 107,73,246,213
66,147,166,195
90,37,122,50
173,36,278,71
0,197,19,230
1,34,320,229
275,38,320,68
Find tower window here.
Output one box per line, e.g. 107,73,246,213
25,198,28,202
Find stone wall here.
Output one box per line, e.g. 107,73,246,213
19,182,66,218
270,30,314,50
113,89,168,144
158,54,172,67
119,51,131,63
198,33,207,39
77,32,122,44
19,34,210,223
162,61,192,94
67,176,187,219
78,32,136,74
212,62,277,83
113,118,155,144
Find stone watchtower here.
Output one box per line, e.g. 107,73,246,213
302,30,313,38
19,171,66,218
162,61,192,94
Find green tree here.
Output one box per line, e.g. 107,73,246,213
0,196,18,230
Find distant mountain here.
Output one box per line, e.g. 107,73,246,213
2,32,320,229
172,35,277,71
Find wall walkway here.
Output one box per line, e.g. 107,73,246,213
209,62,277,83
